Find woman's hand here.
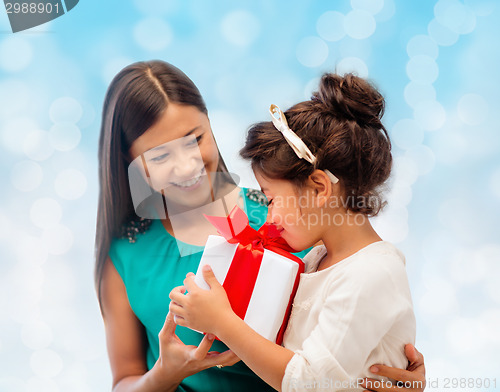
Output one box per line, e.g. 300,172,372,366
361,344,426,392
151,311,239,388
169,265,234,335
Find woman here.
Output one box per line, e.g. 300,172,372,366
94,60,426,391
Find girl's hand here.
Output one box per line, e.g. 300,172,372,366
169,265,234,335
151,311,239,386
361,344,426,392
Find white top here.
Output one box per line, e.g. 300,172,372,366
282,241,416,392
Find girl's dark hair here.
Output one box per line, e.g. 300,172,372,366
95,60,229,307
240,72,392,216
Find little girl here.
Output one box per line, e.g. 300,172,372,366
169,73,417,391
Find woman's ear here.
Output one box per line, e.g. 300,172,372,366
307,170,333,208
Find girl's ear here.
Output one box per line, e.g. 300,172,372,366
307,170,333,208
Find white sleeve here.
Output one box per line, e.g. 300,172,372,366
282,255,411,391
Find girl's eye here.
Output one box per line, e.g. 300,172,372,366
187,135,203,146
150,153,170,162
267,198,274,207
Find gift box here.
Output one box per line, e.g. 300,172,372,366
194,206,304,344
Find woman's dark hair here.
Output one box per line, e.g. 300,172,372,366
240,72,392,216
95,60,229,307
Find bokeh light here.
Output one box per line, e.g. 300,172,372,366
296,37,329,68
221,10,260,47
133,18,173,51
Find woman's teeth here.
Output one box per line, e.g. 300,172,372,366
171,169,204,188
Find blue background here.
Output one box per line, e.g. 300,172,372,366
0,0,499,390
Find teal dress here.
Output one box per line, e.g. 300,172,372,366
109,188,309,392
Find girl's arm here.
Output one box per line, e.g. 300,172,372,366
101,258,238,392
170,265,294,391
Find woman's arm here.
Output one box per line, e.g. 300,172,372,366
101,257,238,392
170,266,295,391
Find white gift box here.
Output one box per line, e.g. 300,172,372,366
194,234,302,343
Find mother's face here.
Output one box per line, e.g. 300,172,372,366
128,103,220,211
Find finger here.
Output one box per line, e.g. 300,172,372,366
169,301,186,318
173,314,187,327
203,349,240,368
183,274,199,292
405,344,424,371
192,334,215,360
368,365,422,384
201,264,221,289
158,312,177,339
170,290,187,305
169,286,186,301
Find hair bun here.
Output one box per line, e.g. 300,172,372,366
312,73,385,126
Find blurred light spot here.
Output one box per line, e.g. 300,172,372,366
23,129,54,161
339,39,372,60
77,101,97,129
344,10,376,39
438,198,468,230
0,209,10,240
0,378,26,392
221,10,260,46
30,349,63,378
21,321,53,350
404,81,437,108
392,155,419,185
30,198,62,229
391,119,424,150
42,224,73,255
464,0,496,16
26,377,59,392
303,77,321,100
15,235,48,265
447,317,485,353
2,118,38,154
336,57,369,78
489,167,500,199
296,37,328,68
407,34,439,59
479,309,500,344
405,145,436,175
0,80,31,118
371,206,408,243
133,18,173,51
49,123,81,151
429,127,467,165
435,0,476,35
49,97,83,124
406,55,439,83
422,230,456,263
316,11,346,41
133,0,179,15
413,100,446,131
428,18,459,46
11,160,43,192
0,36,33,72
375,0,396,22
386,183,413,208
419,276,458,315
457,93,489,125
448,248,488,285
54,169,87,200
102,57,134,86
351,0,384,14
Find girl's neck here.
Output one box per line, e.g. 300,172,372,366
317,210,382,271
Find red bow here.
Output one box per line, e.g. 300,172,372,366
204,205,304,344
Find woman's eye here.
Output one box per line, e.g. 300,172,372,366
150,153,169,162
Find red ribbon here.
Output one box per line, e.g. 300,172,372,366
204,206,304,344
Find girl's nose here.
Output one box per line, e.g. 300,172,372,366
173,155,199,179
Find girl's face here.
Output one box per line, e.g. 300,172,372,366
129,104,220,210
254,171,322,251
